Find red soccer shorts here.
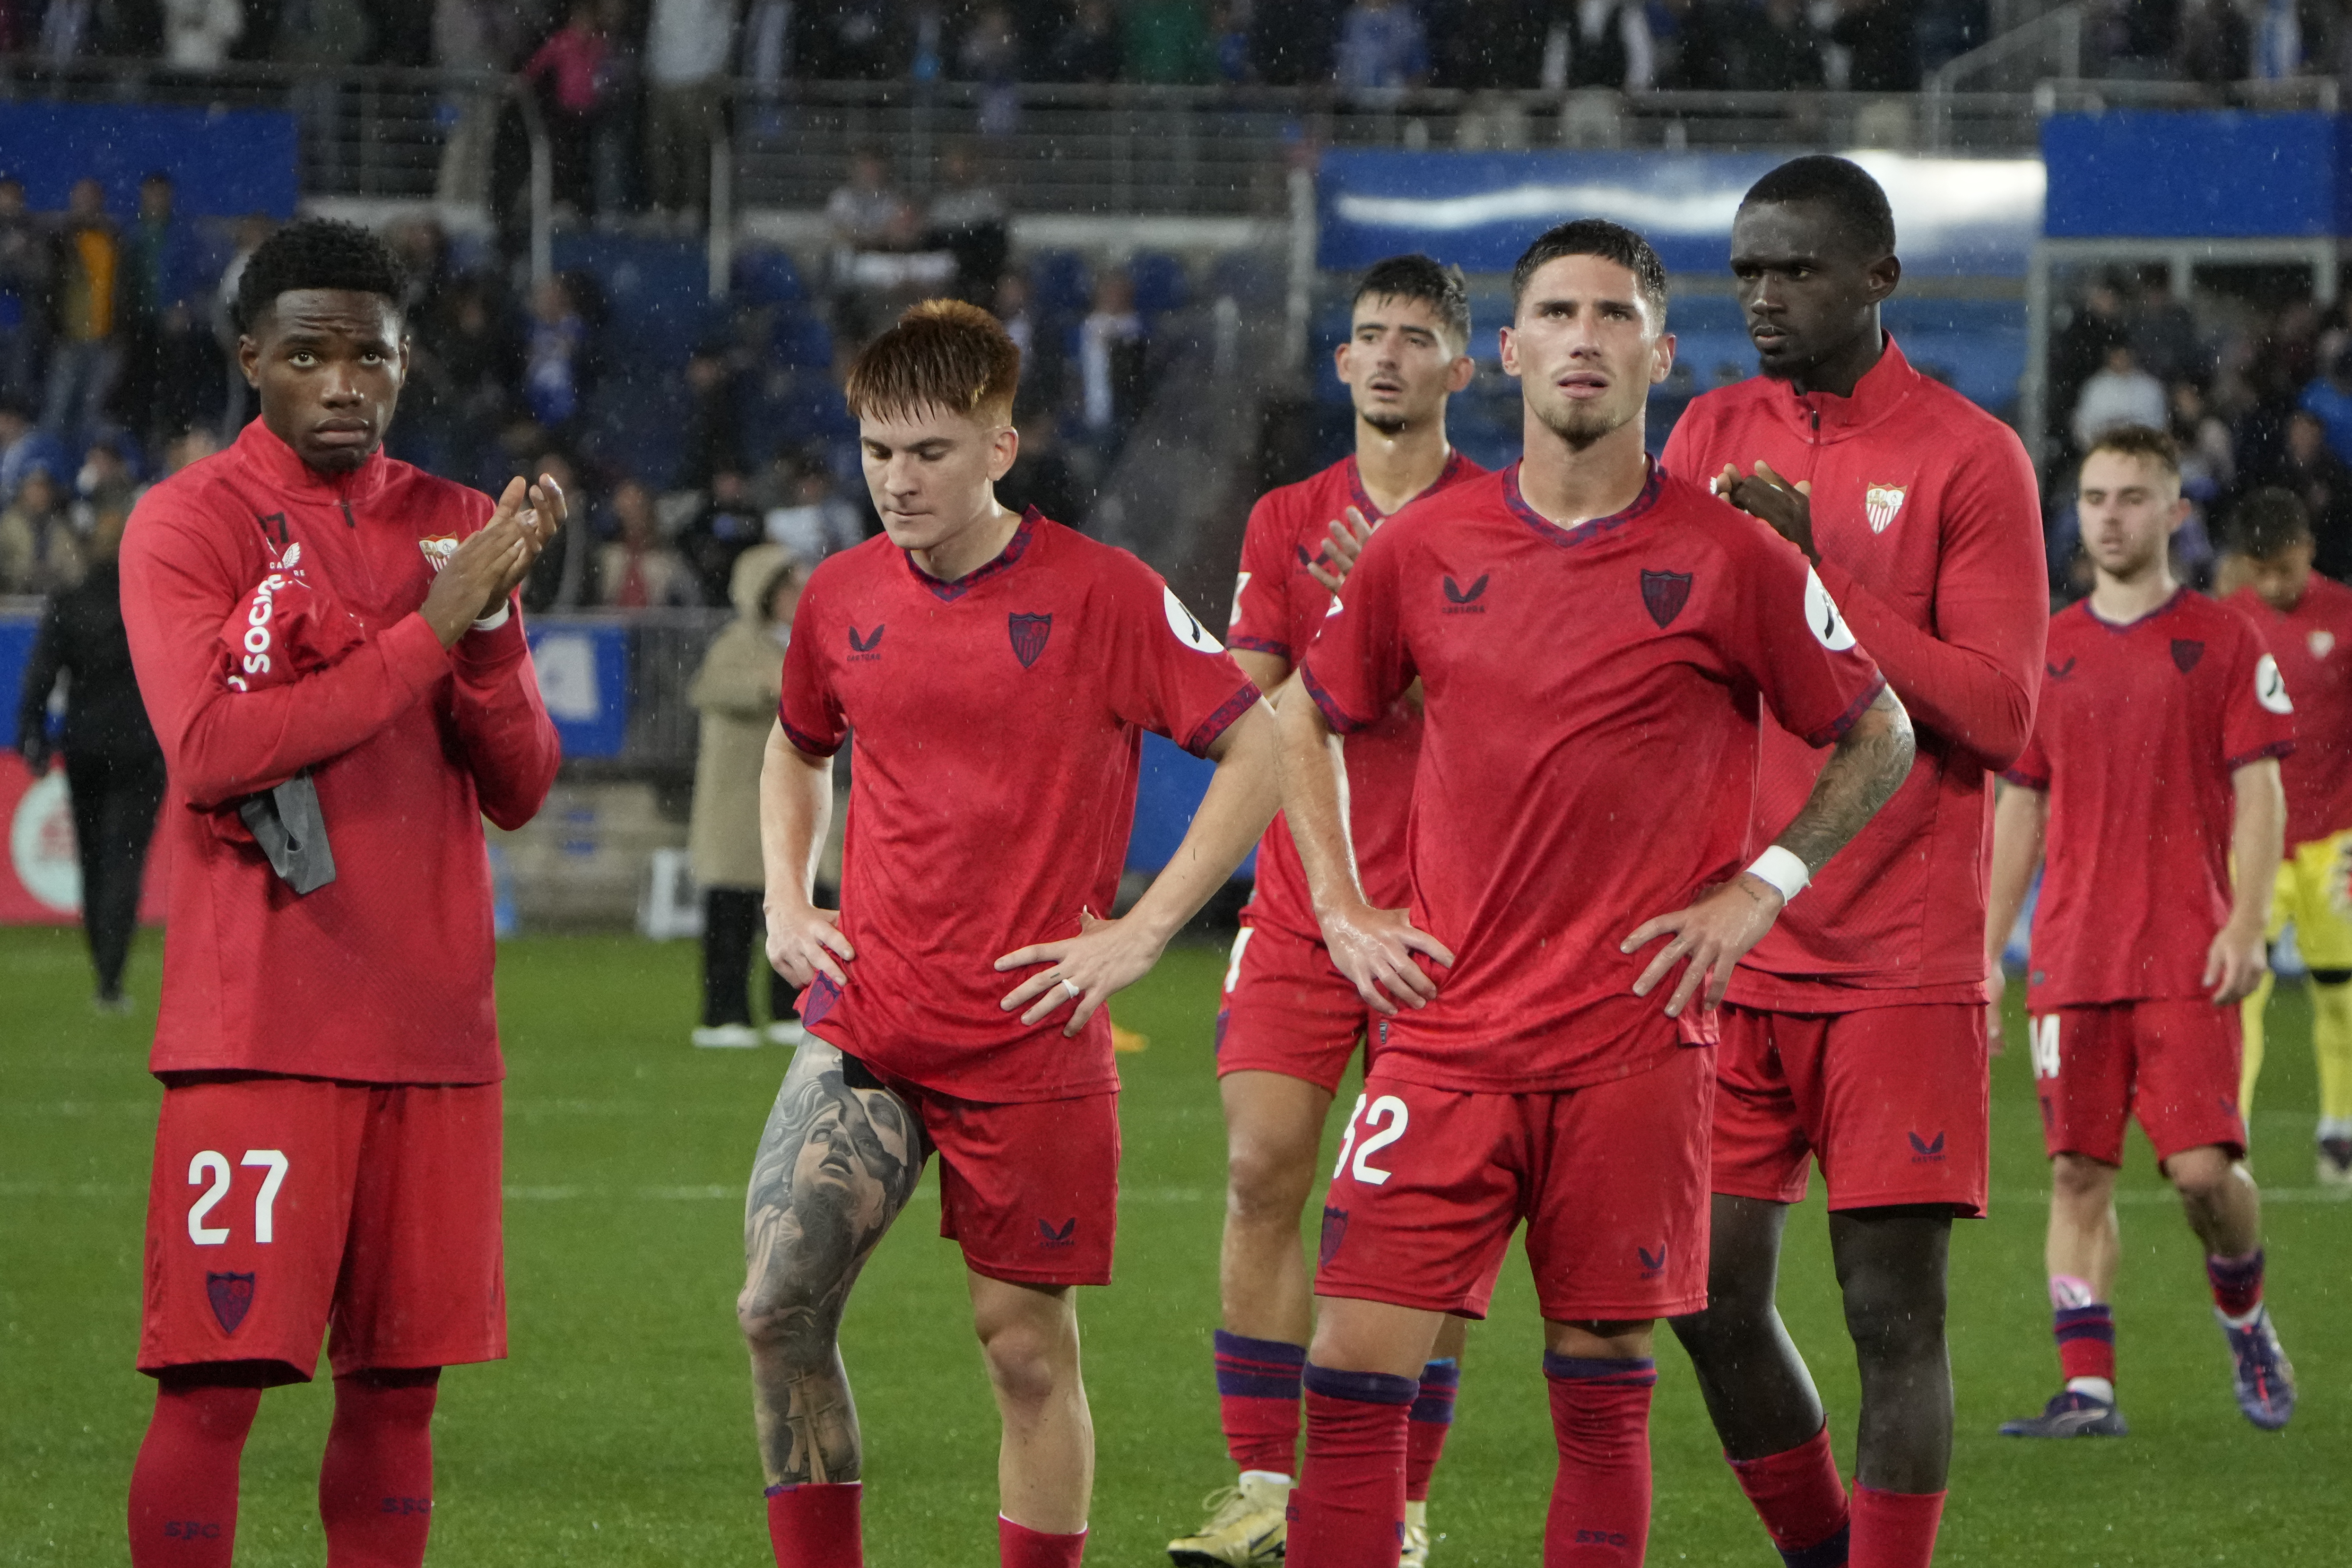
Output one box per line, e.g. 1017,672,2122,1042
139,1074,504,1381
1312,1047,1713,1323
855,1057,1120,1288
2027,999,2248,1168
1215,921,1369,1093
1711,1002,1990,1217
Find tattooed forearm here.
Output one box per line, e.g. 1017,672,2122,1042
737,1040,927,1486
1777,685,1915,873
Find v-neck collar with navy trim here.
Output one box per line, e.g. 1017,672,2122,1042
1346,447,1470,523
2083,585,2187,634
901,507,1043,602
1503,458,1662,549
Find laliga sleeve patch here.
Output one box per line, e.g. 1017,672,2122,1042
2256,652,2294,714
1228,571,1250,628
1804,566,1857,652
1164,583,1224,654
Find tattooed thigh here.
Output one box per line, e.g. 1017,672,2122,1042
739,1039,928,1361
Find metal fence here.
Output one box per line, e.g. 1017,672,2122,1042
1,57,2341,218
0,57,2069,216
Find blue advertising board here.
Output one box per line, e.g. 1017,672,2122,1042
1319,149,2045,277
0,612,35,749
526,622,631,758
0,103,299,218
1127,731,1254,880
2042,111,2352,238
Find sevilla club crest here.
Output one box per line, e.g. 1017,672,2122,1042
1640,569,1693,629
1318,1204,1350,1267
1008,612,1053,668
206,1271,256,1334
2172,638,2205,673
1864,484,1907,534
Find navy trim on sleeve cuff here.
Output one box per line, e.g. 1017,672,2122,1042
1181,681,1261,758
2227,739,2296,771
1299,662,1372,736
1231,634,1292,659
1800,675,1886,749
778,711,842,758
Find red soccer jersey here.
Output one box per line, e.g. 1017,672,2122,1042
120,420,562,1084
2007,591,2295,1008
1228,450,1484,940
1661,337,2047,1009
2230,572,2352,848
1299,463,1887,1094
778,511,1259,1103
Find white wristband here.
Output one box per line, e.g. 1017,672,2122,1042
470,603,512,633
1744,845,1810,902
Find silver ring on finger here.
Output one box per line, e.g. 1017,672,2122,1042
1059,977,1083,1000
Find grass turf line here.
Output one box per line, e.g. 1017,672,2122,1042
0,926,2343,1564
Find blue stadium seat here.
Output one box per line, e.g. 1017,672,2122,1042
1129,251,1189,318
1030,250,1093,318
771,309,836,371
733,246,806,307
550,233,708,371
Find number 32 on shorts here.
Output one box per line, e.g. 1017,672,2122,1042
1334,1093,1409,1186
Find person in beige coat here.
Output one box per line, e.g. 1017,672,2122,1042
687,542,814,1047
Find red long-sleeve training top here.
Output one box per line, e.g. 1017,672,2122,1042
121,420,561,1084
1662,336,2048,1008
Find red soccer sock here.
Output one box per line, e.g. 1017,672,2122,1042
318,1370,439,1568
127,1378,264,1568
1214,1328,1306,1476
998,1516,1087,1568
1542,1355,1657,1568
1404,1357,1459,1503
1848,1484,1945,1568
1726,1423,1850,1567
765,1481,864,1568
2207,1249,2265,1321
1287,1364,1416,1568
2054,1303,2117,1387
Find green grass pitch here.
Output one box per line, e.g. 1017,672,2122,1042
2,925,2344,1565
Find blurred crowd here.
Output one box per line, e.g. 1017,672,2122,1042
0,149,1172,612
2047,265,2352,594
12,0,2342,106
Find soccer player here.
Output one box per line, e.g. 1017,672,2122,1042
117,218,564,1568
746,300,1279,1568
2223,488,2352,1187
1987,425,2297,1437
1172,253,1483,1568
1279,218,1916,1568
1659,155,2047,1568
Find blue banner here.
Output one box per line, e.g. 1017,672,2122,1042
1127,731,1253,880
0,103,299,219
526,623,631,759
2043,112,2350,239
0,612,34,749
1318,149,2046,277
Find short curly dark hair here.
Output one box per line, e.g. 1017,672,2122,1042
233,218,408,336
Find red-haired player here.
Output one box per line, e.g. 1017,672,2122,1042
744,299,1280,1568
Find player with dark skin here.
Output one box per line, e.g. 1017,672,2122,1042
1668,197,1957,1499
237,286,567,646
153,286,564,1411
